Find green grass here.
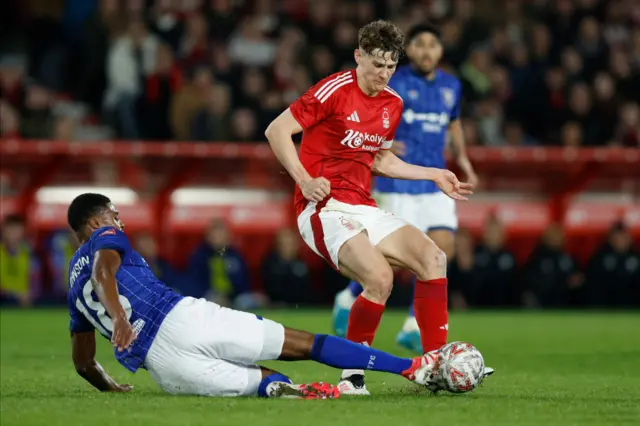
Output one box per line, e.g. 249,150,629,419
1,309,639,426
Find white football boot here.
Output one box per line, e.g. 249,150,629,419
337,370,371,396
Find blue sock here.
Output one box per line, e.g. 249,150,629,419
310,334,413,375
347,280,364,298
258,373,293,398
408,278,415,317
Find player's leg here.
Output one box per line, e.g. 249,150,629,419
373,224,449,354
297,200,398,394
145,297,340,399
274,327,440,388
332,192,417,338
164,299,438,397
330,231,399,395
397,192,458,353
332,279,363,337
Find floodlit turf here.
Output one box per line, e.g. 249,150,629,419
1,309,639,426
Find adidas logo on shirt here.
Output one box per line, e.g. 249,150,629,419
347,111,360,122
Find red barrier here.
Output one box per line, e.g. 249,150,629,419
1,140,638,269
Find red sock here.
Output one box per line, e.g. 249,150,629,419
345,295,385,346
414,278,448,353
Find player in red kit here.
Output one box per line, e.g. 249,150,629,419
265,20,473,396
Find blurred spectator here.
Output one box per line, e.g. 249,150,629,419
189,83,232,141
592,72,619,144
475,96,504,146
453,0,489,52
0,56,26,110
304,0,334,48
47,229,79,300
188,219,262,309
609,48,640,102
440,19,465,68
503,121,537,146
228,17,277,67
521,223,584,309
575,16,608,79
177,12,210,69
134,232,180,292
615,102,640,147
204,0,237,42
238,67,267,109
331,21,359,68
564,83,601,145
229,108,260,142
141,43,183,140
20,83,56,139
585,222,640,308
560,121,584,147
542,66,568,141
0,100,20,137
474,216,518,307
74,0,124,113
171,65,213,140
148,0,184,52
261,228,311,307
561,47,584,87
104,16,159,139
447,228,477,310
460,118,481,146
0,215,41,307
460,45,493,102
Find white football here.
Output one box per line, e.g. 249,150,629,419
437,341,485,393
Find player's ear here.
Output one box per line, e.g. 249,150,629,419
87,217,101,230
354,48,361,65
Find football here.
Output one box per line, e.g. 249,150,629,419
437,341,486,393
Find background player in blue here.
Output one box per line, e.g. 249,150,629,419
332,23,479,354
66,193,446,397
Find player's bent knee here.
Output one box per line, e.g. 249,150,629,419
416,246,447,280
361,264,394,303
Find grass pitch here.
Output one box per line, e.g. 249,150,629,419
1,309,639,426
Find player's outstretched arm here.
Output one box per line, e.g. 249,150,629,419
265,109,330,202
92,249,136,352
448,119,478,187
373,150,473,201
71,331,132,392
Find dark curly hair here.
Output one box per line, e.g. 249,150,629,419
67,193,111,232
358,20,405,61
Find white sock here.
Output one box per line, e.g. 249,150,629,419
335,288,357,309
402,316,419,332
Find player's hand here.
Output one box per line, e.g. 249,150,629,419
465,169,479,188
390,141,406,157
111,315,136,352
434,169,473,201
108,383,134,392
300,177,331,202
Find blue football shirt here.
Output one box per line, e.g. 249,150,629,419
375,66,462,194
67,226,183,372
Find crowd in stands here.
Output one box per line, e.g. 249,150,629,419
1,1,638,310
1,0,638,146
1,214,638,310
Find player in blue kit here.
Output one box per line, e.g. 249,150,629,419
67,193,446,398
332,23,479,354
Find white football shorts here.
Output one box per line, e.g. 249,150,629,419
297,197,409,269
373,190,458,233
145,297,285,397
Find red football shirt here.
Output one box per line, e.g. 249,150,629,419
289,70,403,216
